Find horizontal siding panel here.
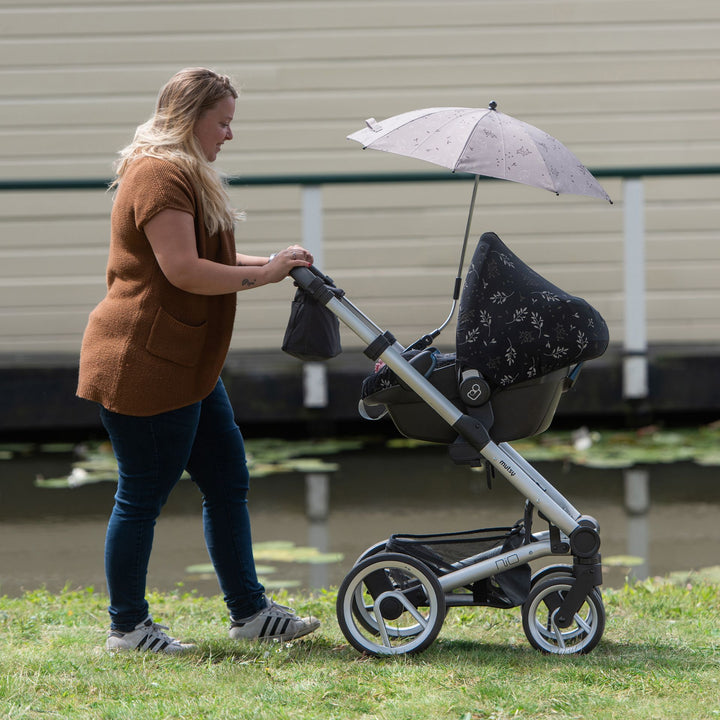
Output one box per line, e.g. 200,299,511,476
332,266,622,297
4,2,720,37
328,238,623,268
646,207,720,233
1,23,719,69
4,85,718,130
646,323,720,343
0,191,112,219
649,233,720,262
0,337,83,354
1,0,719,356
322,207,621,241
647,262,720,292
0,301,291,337
0,220,110,249
646,175,720,197
14,116,720,166
0,309,91,337
3,53,720,102
0,249,108,278
0,278,295,311
0,129,128,159
646,292,720,319
230,114,720,153
0,278,105,308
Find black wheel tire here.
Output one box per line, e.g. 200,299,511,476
336,552,446,656
522,576,605,655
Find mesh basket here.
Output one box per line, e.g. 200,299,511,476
386,523,531,608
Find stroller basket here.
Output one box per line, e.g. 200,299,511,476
386,525,531,608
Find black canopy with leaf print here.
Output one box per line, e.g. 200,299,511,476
456,232,609,389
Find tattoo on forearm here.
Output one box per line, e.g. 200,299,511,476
242,278,257,287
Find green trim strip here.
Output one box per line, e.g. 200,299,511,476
0,166,719,192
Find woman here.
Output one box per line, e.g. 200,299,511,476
77,67,319,653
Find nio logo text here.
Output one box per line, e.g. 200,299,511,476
495,553,520,570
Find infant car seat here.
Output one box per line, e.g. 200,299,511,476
360,232,609,445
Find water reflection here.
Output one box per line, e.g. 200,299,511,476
624,468,650,581
1,445,719,598
305,473,331,590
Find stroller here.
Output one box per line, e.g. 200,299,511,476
289,231,609,656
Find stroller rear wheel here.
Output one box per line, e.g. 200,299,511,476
350,540,407,636
522,576,605,654
353,539,389,566
336,552,446,656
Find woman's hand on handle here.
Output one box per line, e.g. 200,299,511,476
264,245,314,283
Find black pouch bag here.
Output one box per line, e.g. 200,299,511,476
281,286,342,361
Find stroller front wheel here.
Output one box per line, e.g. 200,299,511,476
530,563,574,588
522,576,605,654
336,552,446,656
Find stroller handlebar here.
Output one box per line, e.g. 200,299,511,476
289,264,343,305
289,263,335,288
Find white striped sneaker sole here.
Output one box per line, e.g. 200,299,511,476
106,617,195,653
229,599,320,641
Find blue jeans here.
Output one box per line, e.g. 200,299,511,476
100,378,265,631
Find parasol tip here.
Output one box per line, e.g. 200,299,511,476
489,101,497,111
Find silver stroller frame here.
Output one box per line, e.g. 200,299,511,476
289,259,605,657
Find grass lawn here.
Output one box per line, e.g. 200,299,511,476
1,572,719,720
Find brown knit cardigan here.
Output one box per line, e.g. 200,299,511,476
77,156,237,416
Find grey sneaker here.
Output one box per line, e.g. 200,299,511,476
229,597,320,642
106,616,195,654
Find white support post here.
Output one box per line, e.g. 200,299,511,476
303,362,329,408
301,185,328,409
623,178,648,401
302,185,324,269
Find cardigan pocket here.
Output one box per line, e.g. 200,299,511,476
146,306,208,368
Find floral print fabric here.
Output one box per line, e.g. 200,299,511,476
456,232,608,389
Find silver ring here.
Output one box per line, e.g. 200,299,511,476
292,252,297,260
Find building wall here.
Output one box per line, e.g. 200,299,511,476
1,0,719,359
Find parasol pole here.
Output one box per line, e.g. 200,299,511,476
454,173,480,300
407,173,480,352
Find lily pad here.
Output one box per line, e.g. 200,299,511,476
34,436,363,488
35,467,118,488
249,459,339,478
694,450,720,466
184,542,339,590
508,422,720,468
38,443,77,453
667,565,720,585
260,579,301,590
186,563,276,576
252,541,343,565
603,555,646,567
0,443,35,458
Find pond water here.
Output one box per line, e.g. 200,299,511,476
1,442,719,599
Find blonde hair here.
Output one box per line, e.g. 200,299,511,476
112,67,241,235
